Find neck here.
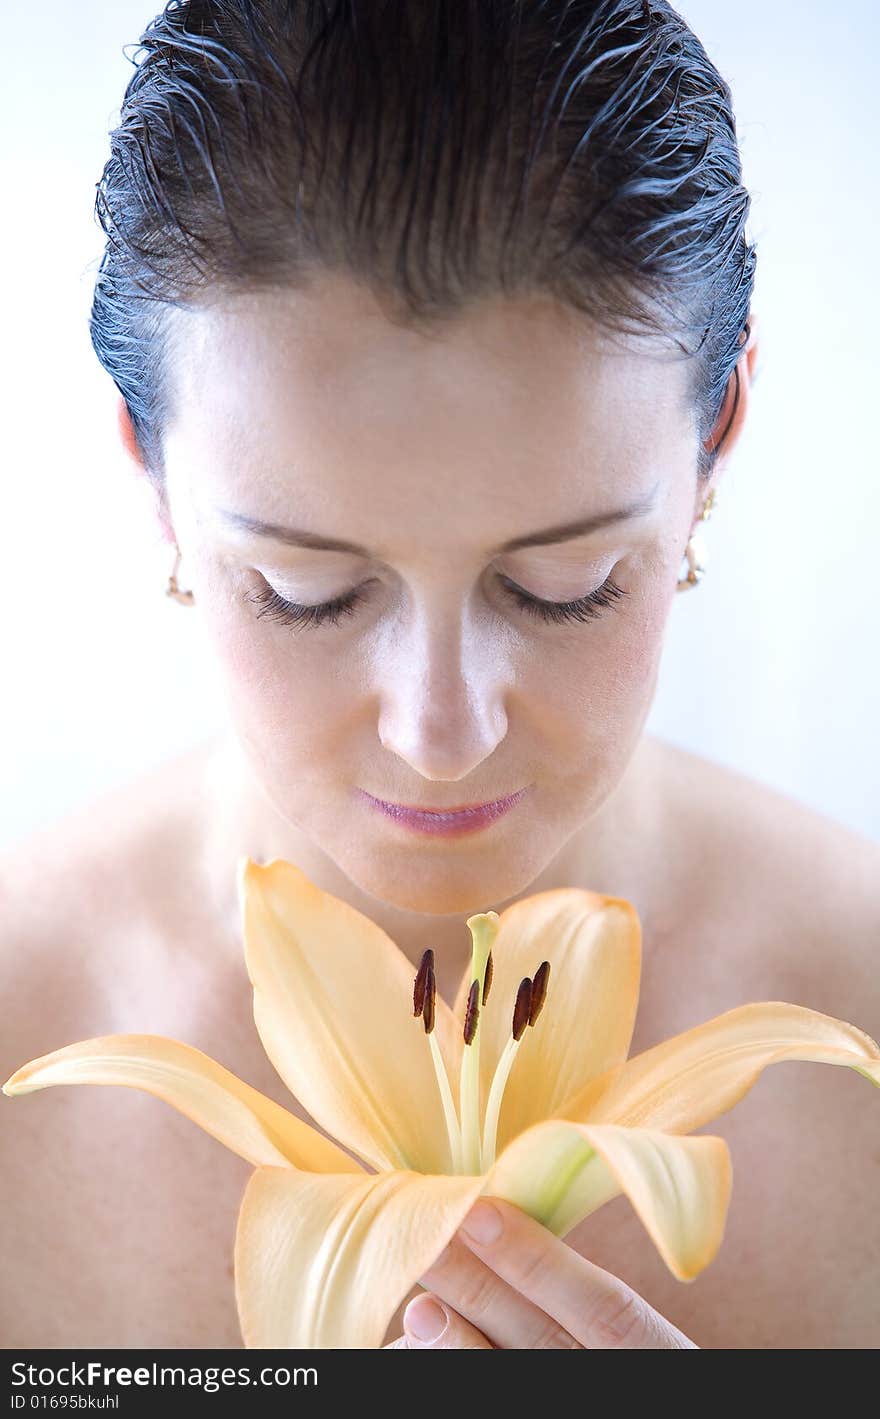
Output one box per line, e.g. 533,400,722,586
197,726,661,1005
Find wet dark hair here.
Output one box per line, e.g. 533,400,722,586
89,0,756,495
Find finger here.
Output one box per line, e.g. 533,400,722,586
456,1198,697,1349
401,1293,494,1349
418,1233,582,1348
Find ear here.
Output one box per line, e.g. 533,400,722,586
116,397,176,545
116,396,147,470
693,313,760,525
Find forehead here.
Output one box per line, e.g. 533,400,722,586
162,274,694,538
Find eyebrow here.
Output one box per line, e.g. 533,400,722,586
216,480,660,557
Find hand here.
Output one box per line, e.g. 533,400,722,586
385,1196,698,1349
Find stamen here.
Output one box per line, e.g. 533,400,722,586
459,912,499,1174
413,951,462,1172
482,951,494,1005
481,966,550,1170
512,976,533,1040
480,1037,519,1169
463,979,480,1046
481,977,532,1169
528,961,550,1025
428,1031,462,1172
413,948,434,1018
422,963,436,1035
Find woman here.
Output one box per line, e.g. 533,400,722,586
2,0,878,1349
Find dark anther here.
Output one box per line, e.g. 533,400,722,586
413,948,434,1018
482,951,494,1006
528,961,550,1026
512,977,533,1042
423,963,436,1035
463,979,480,1046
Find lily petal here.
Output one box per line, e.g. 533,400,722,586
235,1166,484,1348
2,1035,360,1172
453,888,641,1155
240,858,462,1174
486,1118,732,1281
562,1002,880,1132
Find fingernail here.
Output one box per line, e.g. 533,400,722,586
459,1199,503,1244
404,1294,448,1342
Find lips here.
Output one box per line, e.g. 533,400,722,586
381,794,521,814
356,786,530,837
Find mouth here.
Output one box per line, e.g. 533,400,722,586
354,787,530,838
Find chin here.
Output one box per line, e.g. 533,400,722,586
340,835,559,918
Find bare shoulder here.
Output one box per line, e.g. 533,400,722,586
647,734,880,1008
649,732,880,875
0,738,250,1348
586,739,880,1347
0,739,220,1073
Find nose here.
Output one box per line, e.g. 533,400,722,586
375,603,510,783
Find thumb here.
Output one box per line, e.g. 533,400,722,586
402,1293,492,1349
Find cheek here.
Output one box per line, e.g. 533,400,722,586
535,579,672,737
611,588,671,693
198,552,674,776
200,592,349,761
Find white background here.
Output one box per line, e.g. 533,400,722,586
2,0,878,851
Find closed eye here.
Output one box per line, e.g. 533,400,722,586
497,573,629,624
245,580,374,630
245,572,629,631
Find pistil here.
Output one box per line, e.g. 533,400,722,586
413,949,462,1172
411,930,549,1176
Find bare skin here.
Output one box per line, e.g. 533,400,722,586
1,729,878,1348
2,277,878,1347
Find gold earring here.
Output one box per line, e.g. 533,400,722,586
166,546,195,605
676,488,716,592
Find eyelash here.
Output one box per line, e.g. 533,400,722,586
245,574,629,631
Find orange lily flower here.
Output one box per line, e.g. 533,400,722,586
4,858,879,1348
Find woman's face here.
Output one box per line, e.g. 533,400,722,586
159,275,708,915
